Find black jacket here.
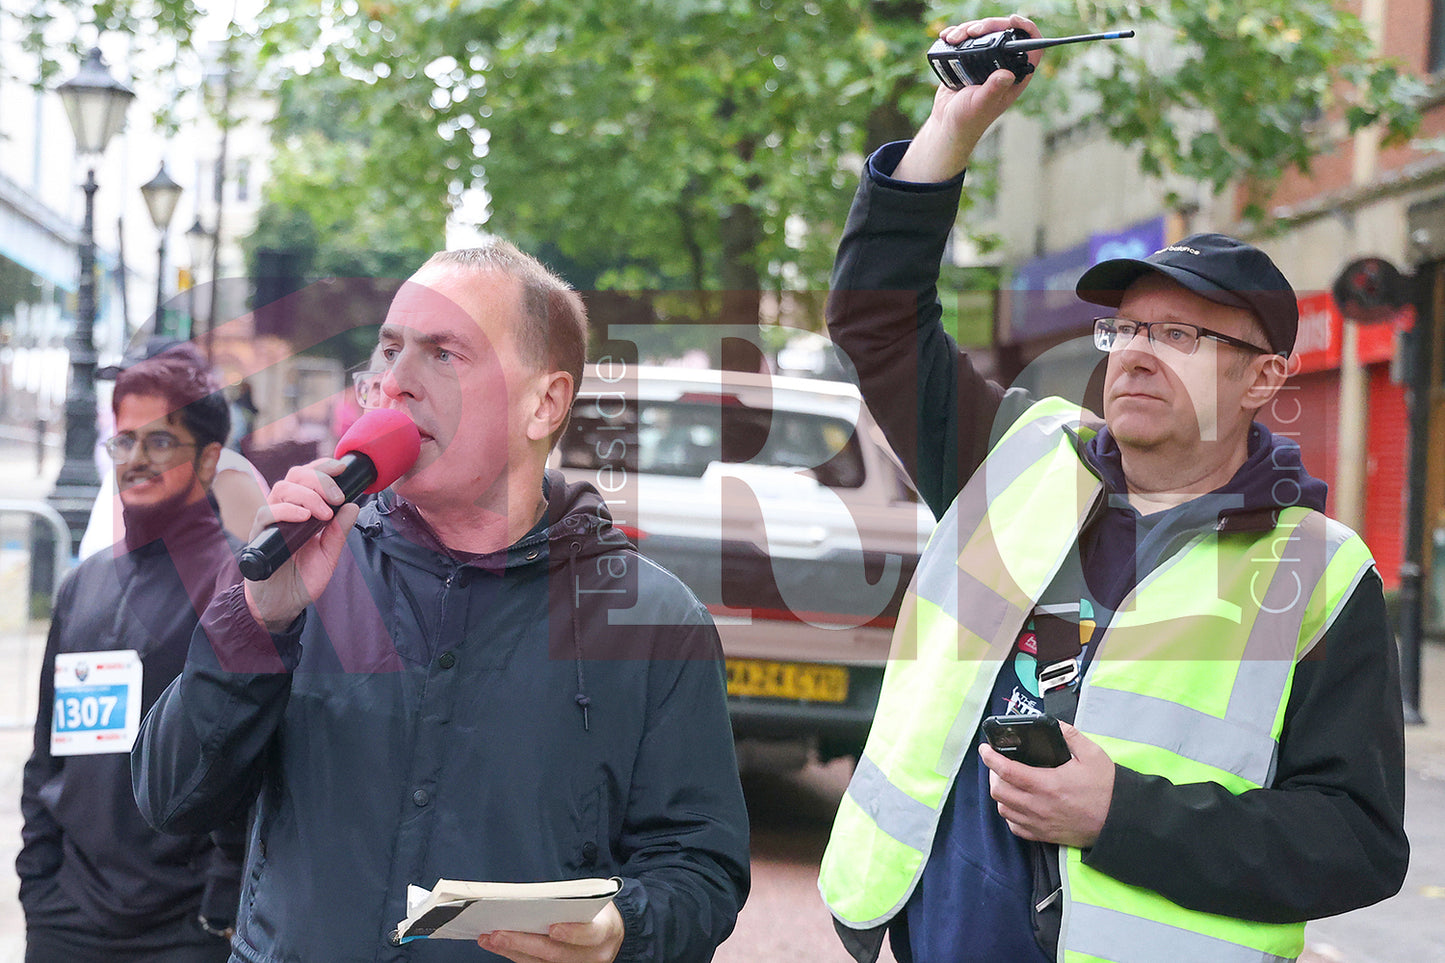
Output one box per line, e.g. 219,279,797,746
19,496,245,939
825,142,1408,942
133,472,750,962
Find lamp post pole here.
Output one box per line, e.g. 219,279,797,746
53,165,102,502
140,161,183,337
185,215,213,342
49,46,134,556
156,232,168,332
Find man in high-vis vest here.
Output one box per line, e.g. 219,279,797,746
818,13,1408,963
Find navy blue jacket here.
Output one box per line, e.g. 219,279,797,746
133,473,750,962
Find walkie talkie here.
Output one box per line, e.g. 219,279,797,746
928,27,1135,89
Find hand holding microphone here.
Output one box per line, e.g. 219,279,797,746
239,404,421,630
240,408,421,580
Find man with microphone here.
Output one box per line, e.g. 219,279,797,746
133,241,750,962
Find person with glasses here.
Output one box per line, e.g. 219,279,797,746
133,242,750,963
20,345,245,962
818,13,1405,963
78,337,269,561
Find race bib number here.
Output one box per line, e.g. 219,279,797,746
50,650,142,756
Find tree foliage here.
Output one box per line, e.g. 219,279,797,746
244,76,439,283
8,0,201,87
1042,0,1425,214
14,0,1426,312
250,0,1421,295
252,0,928,304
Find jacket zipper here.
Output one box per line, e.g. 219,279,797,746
433,568,458,657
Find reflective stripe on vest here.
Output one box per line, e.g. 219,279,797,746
1065,903,1296,963
1078,511,1370,788
819,397,1376,963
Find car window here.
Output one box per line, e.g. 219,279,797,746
561,397,867,489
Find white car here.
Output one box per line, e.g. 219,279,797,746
555,364,934,761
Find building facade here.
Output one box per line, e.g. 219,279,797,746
0,21,271,459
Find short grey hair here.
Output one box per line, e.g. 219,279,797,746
421,241,587,411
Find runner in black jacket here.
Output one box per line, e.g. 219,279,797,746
21,345,243,962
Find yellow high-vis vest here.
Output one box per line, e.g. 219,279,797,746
819,397,1375,963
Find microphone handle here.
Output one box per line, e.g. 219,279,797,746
237,452,378,581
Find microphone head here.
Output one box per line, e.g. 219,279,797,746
335,408,422,494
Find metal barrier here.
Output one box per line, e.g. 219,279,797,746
0,500,69,597
0,500,71,729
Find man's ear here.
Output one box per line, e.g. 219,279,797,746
1240,353,1290,414
525,370,575,443
195,441,223,489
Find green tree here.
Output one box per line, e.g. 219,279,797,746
251,0,1419,305
15,1,1425,320
243,124,437,282
253,0,921,330
8,0,201,87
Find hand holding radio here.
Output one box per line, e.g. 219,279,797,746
927,26,1135,90
891,15,1131,184
892,14,1042,183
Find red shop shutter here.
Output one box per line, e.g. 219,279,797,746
1364,366,1407,589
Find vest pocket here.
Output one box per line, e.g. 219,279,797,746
1029,841,1063,958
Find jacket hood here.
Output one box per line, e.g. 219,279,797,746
357,469,634,572
536,470,639,569
1069,420,1330,615
1084,420,1328,526
355,470,635,732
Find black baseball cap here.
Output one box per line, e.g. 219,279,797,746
1076,233,1299,356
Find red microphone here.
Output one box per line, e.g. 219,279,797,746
237,408,421,581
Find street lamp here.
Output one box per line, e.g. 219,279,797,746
140,161,183,336
51,45,134,555
58,47,134,155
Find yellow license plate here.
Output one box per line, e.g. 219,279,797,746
726,660,849,703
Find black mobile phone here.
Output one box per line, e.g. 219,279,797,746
982,714,1072,768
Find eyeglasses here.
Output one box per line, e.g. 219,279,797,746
1093,318,1273,357
352,370,388,409
103,431,198,463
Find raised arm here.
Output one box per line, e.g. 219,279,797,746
896,14,1044,183
826,15,1043,516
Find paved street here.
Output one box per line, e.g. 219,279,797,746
0,430,1441,961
